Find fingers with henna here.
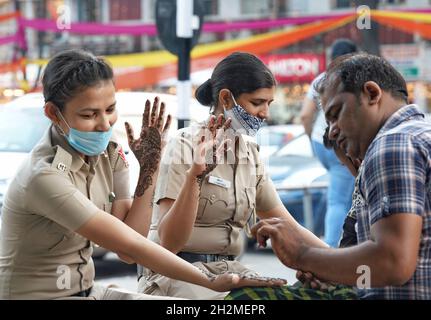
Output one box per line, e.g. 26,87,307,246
124,122,135,147
149,97,159,127
156,101,165,131
142,99,151,129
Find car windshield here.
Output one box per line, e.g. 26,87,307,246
256,131,285,146
274,134,313,158
0,108,50,152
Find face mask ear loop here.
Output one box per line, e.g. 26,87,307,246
230,93,239,107
55,108,71,136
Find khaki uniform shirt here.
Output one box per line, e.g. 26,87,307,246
0,125,130,299
148,127,282,256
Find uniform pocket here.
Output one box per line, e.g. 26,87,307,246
197,185,230,221
48,235,68,252
48,223,79,252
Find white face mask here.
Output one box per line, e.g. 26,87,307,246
223,94,264,136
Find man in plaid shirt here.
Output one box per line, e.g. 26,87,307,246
246,53,431,300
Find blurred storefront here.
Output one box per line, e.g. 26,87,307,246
261,53,325,124
380,43,431,113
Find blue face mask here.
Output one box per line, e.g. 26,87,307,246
57,110,113,156
223,94,264,136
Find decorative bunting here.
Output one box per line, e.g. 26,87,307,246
0,58,25,73
372,15,431,40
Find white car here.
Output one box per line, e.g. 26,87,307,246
256,124,304,159
0,92,210,254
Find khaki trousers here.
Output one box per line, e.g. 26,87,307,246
57,283,185,300
138,260,259,300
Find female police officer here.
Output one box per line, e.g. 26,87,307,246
0,49,284,299
138,52,328,299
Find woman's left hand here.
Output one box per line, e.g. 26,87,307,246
206,272,287,292
124,96,172,168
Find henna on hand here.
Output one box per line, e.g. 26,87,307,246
134,127,162,197
193,114,231,189
196,142,217,188
125,97,172,198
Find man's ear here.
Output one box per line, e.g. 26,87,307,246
218,89,233,110
44,102,60,124
362,81,382,106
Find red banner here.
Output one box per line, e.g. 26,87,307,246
261,54,326,83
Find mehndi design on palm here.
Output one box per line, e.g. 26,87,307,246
124,97,171,197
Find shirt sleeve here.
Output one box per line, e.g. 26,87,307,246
154,132,193,204
255,160,283,212
27,169,99,231
107,141,131,200
112,145,131,200
364,133,427,225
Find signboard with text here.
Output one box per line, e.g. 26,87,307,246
381,44,422,82
262,54,325,83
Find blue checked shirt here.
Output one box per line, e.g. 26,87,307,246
354,105,431,299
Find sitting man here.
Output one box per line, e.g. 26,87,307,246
237,53,431,300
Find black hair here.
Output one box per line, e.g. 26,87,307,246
330,38,357,61
42,49,114,110
195,52,276,109
316,53,408,103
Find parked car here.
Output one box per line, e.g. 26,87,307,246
0,92,210,258
267,133,328,236
0,94,51,221
245,132,328,250
256,124,304,159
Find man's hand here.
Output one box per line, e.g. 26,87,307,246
124,97,172,197
251,217,309,270
296,270,332,291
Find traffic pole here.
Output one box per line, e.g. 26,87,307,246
176,0,192,129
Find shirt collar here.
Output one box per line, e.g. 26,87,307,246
378,104,424,136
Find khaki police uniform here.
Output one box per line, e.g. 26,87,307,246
138,126,282,299
0,125,131,299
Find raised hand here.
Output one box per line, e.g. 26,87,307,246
124,97,171,197
191,114,231,187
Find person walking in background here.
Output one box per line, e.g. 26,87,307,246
300,39,358,247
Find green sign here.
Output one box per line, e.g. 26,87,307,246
394,65,419,80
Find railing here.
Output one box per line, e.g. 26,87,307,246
276,181,328,232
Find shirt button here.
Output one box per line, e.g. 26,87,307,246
210,194,216,201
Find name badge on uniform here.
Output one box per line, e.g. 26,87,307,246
208,176,231,189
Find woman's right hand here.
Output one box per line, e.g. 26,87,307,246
190,114,231,185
